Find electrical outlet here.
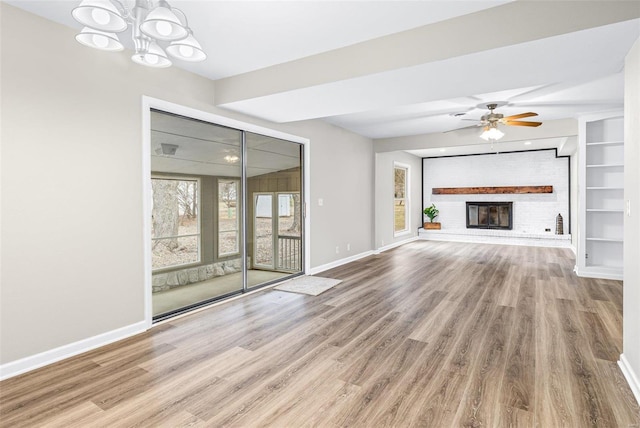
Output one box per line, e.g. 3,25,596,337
627,200,631,216
381,239,384,246
347,243,351,251
336,246,340,254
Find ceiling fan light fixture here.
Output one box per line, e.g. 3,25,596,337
480,125,504,142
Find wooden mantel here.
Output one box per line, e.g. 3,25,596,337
432,185,553,195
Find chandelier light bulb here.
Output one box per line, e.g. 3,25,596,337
75,27,124,51
156,20,173,37
140,5,188,41
166,34,206,62
146,54,159,65
91,7,110,25
72,0,127,32
92,33,109,48
179,45,194,57
131,42,172,68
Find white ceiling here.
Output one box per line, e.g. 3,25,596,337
8,0,640,153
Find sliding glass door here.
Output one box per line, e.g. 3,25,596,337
149,111,303,320
246,132,303,289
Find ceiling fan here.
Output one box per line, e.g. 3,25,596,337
449,103,542,141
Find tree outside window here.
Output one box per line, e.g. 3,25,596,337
394,165,409,235
151,177,200,270
219,179,240,257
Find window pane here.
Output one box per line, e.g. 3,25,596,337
394,168,406,199
394,199,406,232
152,178,198,239
219,231,239,256
394,166,408,233
479,206,489,225
218,180,239,256
489,206,499,226
499,205,510,227
152,236,198,269
468,205,479,226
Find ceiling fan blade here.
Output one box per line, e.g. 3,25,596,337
443,124,482,133
503,112,538,120
504,120,542,127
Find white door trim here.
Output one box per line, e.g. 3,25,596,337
141,96,311,327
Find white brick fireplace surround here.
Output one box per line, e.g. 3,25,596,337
420,149,571,248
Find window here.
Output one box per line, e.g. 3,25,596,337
394,164,410,235
218,179,240,257
151,177,200,270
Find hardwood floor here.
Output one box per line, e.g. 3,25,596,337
1,241,638,427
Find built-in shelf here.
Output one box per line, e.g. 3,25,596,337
578,113,624,280
586,141,624,146
586,187,624,190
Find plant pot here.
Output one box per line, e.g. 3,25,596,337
423,222,441,230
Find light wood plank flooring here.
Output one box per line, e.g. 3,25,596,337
1,241,639,427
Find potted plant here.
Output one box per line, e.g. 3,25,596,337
423,204,441,230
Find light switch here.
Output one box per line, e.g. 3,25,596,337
318,198,324,206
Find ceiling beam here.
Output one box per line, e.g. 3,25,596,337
214,1,640,107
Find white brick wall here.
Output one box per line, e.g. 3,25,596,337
423,150,570,235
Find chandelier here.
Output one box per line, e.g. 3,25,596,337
72,0,206,68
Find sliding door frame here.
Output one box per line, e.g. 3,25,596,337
142,96,310,328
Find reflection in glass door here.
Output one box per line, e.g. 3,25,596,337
150,110,243,319
277,192,302,271
254,193,274,269
149,111,304,320
246,133,303,289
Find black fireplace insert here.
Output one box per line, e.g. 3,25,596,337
466,202,513,230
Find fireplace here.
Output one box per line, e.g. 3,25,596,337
466,202,513,230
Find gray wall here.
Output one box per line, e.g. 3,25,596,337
623,38,640,397
0,4,374,365
375,151,422,249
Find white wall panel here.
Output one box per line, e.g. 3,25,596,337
423,150,570,235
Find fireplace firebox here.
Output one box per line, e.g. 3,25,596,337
466,202,513,230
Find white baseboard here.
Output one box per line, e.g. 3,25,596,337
569,244,577,256
0,321,147,381
619,354,640,406
575,265,623,281
308,250,374,276
374,236,419,254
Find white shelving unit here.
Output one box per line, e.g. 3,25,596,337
577,112,624,280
